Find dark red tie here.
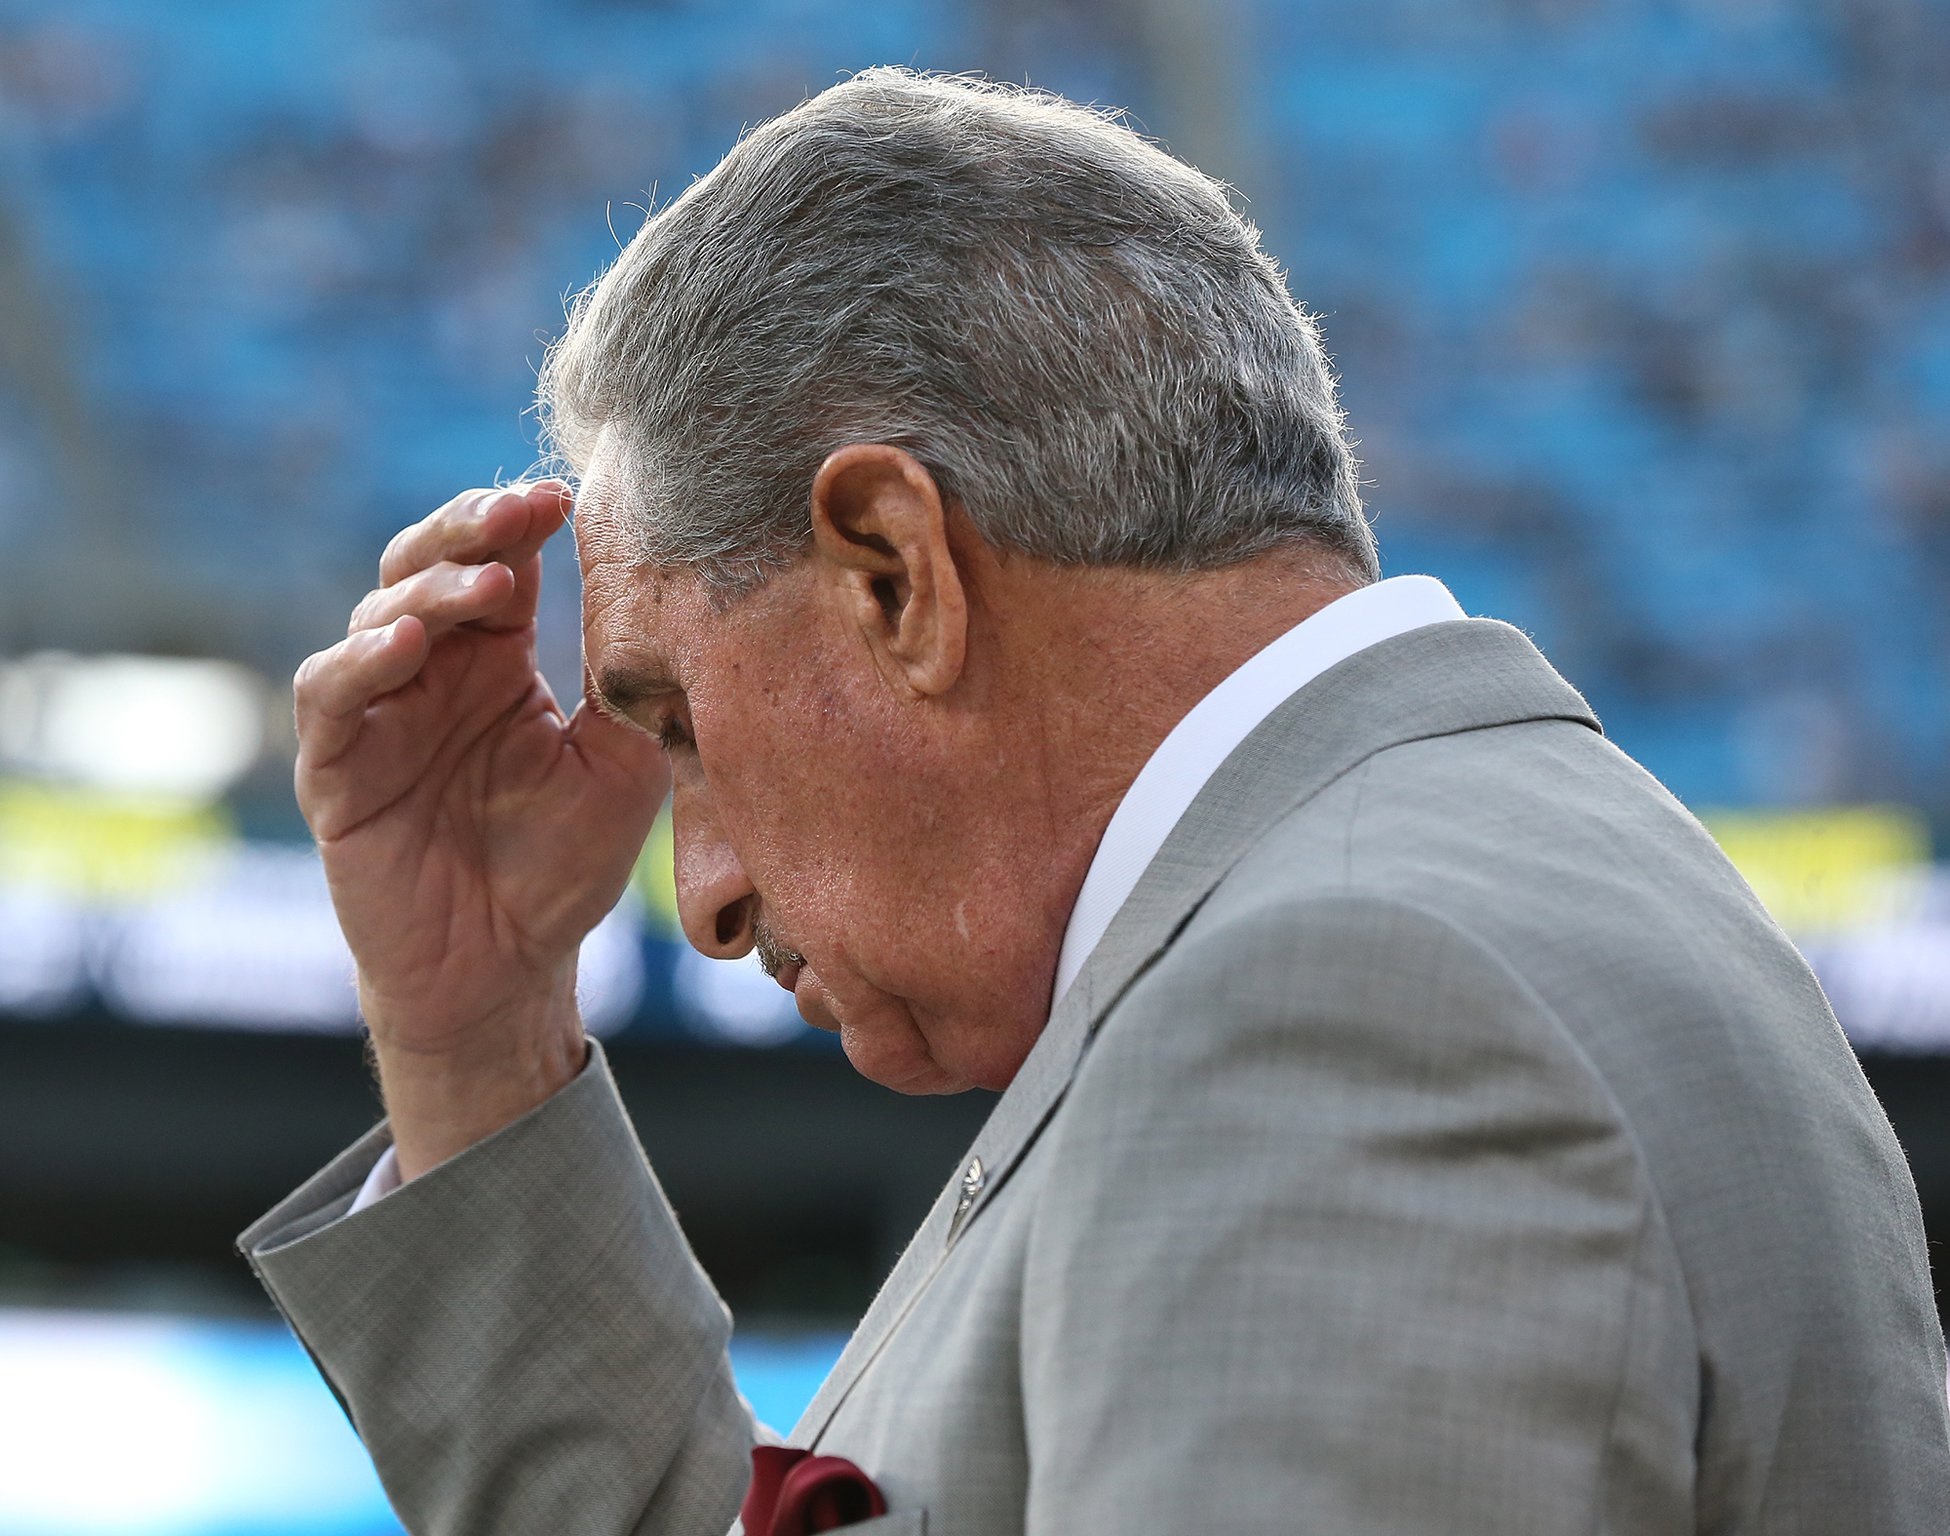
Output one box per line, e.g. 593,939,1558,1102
741,1446,887,1536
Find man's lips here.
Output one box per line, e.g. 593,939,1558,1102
774,960,803,994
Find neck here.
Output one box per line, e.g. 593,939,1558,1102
924,543,1361,1082
1025,551,1361,881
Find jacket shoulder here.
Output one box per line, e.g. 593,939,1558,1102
1081,713,1950,1527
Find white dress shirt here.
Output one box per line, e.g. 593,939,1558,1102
1050,572,1463,1005
353,574,1466,1213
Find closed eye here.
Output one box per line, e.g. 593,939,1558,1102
590,659,687,747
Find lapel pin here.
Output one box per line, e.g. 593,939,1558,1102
949,1156,985,1242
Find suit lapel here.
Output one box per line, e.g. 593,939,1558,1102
797,618,1597,1445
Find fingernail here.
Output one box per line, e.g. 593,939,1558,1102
459,565,485,588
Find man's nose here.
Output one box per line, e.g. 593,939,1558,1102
672,808,758,960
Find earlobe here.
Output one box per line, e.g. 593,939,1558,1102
809,445,968,700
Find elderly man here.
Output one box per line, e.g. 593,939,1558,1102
243,70,1948,1535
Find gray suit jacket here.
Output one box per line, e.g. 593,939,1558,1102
242,619,1950,1535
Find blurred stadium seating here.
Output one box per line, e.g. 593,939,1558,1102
0,0,1945,1527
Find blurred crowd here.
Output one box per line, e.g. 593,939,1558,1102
0,0,1943,828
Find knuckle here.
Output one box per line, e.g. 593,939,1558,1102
292,649,330,701
380,530,409,576
382,487,500,581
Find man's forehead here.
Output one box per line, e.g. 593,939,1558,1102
574,464,708,697
583,584,689,720
571,454,657,593
570,462,633,574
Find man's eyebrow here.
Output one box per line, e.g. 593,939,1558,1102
591,662,679,719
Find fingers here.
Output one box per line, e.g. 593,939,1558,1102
299,479,570,782
379,481,572,589
348,560,516,639
294,617,432,768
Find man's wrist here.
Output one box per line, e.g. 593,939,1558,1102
363,977,588,1182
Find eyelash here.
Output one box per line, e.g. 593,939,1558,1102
655,716,693,753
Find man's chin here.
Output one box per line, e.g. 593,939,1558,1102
791,967,973,1093
841,1030,973,1095
832,1005,970,1094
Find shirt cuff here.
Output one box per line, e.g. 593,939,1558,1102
348,1144,401,1214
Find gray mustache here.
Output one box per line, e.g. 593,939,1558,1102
753,921,806,980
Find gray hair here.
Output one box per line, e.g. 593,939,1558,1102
539,67,1376,593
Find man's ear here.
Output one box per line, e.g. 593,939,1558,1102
809,444,969,699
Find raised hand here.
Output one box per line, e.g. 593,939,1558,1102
294,482,668,1177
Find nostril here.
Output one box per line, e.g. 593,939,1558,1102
714,896,753,952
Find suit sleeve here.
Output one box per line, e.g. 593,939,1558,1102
1018,893,1698,1534
238,1040,753,1536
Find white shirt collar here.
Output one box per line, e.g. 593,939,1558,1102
1050,574,1466,1007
